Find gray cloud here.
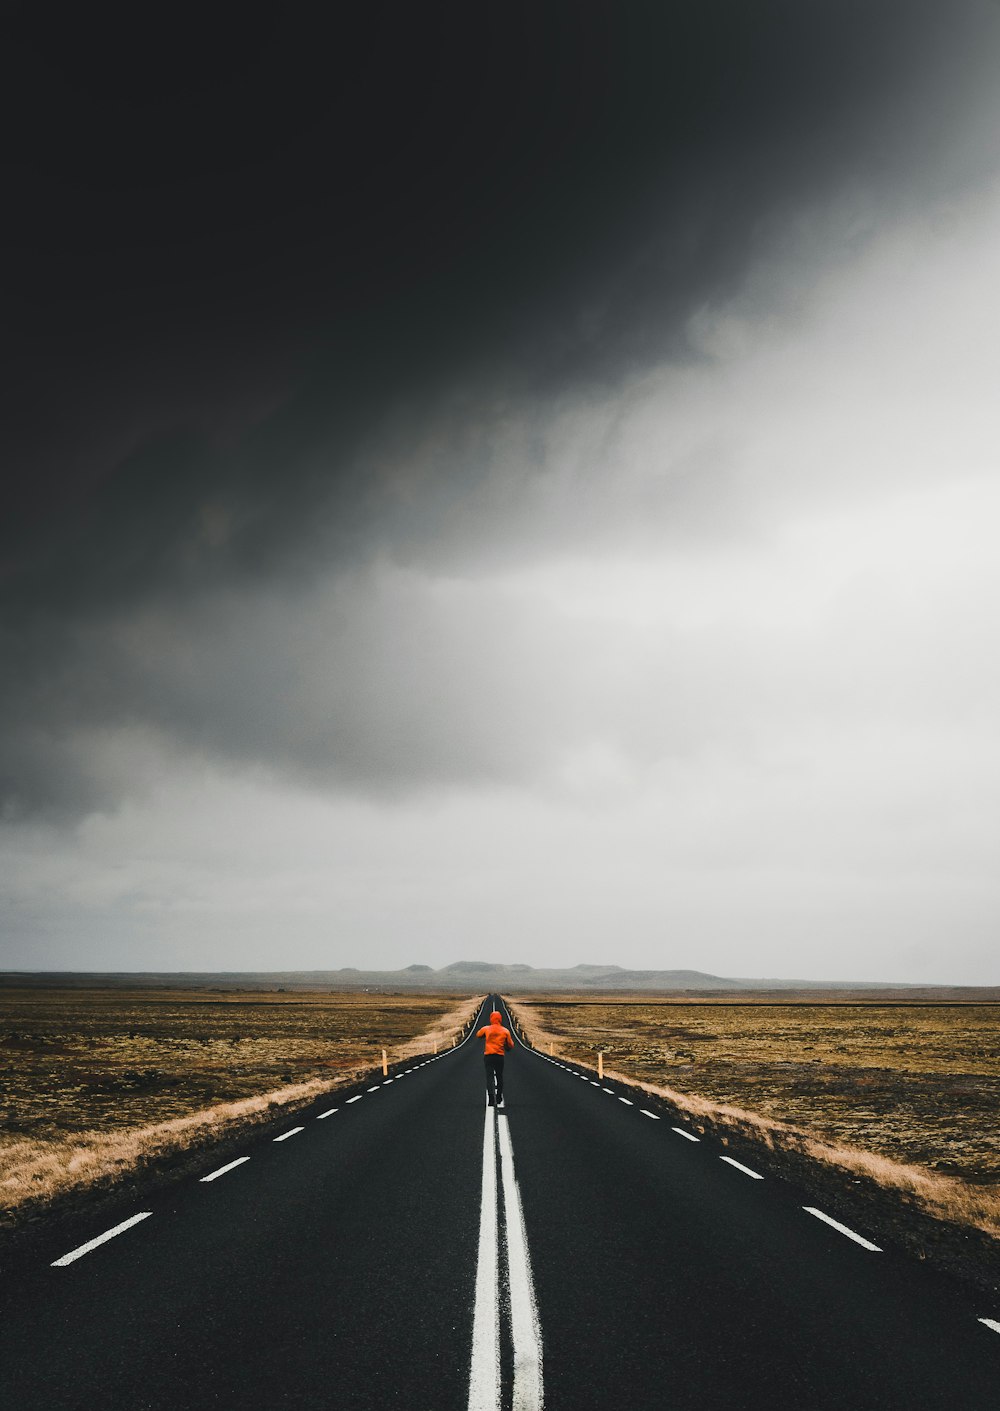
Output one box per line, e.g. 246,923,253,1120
3,5,1000,981
7,159,1000,823
6,2,1000,614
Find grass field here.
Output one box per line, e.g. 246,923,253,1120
511,995,1000,1237
0,987,478,1218
513,997,1000,1180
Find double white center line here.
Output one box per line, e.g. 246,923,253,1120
468,1109,543,1411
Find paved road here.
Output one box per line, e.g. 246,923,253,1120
1,997,997,1409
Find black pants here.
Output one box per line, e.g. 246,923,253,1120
484,1055,504,1104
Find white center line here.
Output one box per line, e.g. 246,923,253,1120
200,1156,250,1182
317,1107,339,1119
978,1318,1000,1335
720,1156,763,1179
497,1114,544,1411
468,1109,500,1411
640,1110,660,1120
803,1207,881,1251
672,1127,700,1142
346,1095,363,1104
274,1126,304,1142
51,1212,152,1267
617,1097,634,1106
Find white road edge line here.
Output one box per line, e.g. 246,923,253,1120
803,1206,882,1251
317,1107,339,1119
497,1112,544,1411
978,1318,1000,1334
200,1157,250,1182
640,1110,659,1120
274,1126,305,1142
52,1212,152,1267
672,1127,700,1142
468,1108,500,1411
720,1156,763,1179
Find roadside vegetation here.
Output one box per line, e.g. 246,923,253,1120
0,988,479,1221
510,995,1000,1239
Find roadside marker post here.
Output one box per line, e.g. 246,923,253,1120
598,1052,604,1080
381,1048,388,1076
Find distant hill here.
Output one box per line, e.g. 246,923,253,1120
0,963,974,995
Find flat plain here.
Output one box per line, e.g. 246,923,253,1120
515,996,1000,1185
0,986,476,1219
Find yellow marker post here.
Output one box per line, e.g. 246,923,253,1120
548,1042,553,1055
598,1052,604,1080
381,1048,388,1076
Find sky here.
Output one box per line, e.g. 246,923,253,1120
3,2,1000,982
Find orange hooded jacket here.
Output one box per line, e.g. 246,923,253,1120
477,1011,514,1056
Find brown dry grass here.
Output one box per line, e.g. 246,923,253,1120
509,995,1000,1239
0,988,481,1217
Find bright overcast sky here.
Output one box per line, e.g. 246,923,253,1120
3,4,1000,982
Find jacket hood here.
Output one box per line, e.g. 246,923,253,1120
490,1011,503,1024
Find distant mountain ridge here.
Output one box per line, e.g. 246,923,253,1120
0,962,951,993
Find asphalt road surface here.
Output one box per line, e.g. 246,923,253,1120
1,997,997,1409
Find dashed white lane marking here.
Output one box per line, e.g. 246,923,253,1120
640,1110,659,1120
346,1095,363,1104
617,1097,634,1106
200,1157,250,1182
720,1156,763,1179
589,1080,600,1086
317,1107,338,1119
672,1127,700,1142
367,1085,381,1092
52,1212,152,1267
803,1207,881,1251
602,1087,614,1094
468,1109,500,1411
979,1318,1000,1334
274,1127,304,1142
497,1112,544,1411
383,1078,394,1084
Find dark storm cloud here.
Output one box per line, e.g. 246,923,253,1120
3,1,1000,816
6,2,996,597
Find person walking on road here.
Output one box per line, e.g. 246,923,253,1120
477,1008,513,1107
